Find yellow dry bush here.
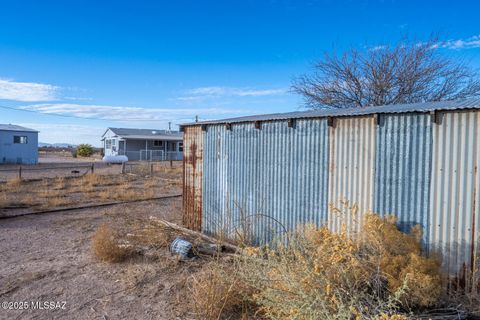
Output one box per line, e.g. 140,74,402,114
189,262,256,319
376,314,408,320
91,224,132,263
235,213,444,319
362,214,443,307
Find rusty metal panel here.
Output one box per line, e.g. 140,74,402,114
374,114,432,243
202,119,330,243
430,110,480,284
328,116,376,233
182,125,203,231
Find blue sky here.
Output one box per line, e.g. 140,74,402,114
0,0,479,146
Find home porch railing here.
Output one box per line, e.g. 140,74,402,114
118,149,183,161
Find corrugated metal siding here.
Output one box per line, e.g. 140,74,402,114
182,125,203,231
202,119,330,244
430,111,480,284
328,116,376,233
202,124,229,238
183,109,480,284
374,114,432,244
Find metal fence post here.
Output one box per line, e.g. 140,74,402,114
91,163,94,174
18,166,22,180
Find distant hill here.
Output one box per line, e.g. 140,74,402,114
39,142,78,148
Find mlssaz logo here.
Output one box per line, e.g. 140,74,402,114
31,301,67,310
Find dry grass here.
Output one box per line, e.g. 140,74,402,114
43,196,71,209
53,177,67,190
0,167,182,213
91,224,133,263
129,225,173,248
226,212,444,319
189,261,256,319
6,178,22,190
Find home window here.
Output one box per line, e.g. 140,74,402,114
179,142,183,152
153,140,163,147
105,139,112,149
13,136,28,144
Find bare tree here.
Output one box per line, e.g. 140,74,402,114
293,37,480,109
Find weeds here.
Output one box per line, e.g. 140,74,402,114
189,261,256,319
91,224,132,263
6,178,22,190
229,213,443,319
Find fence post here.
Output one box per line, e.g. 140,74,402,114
91,163,94,174
18,166,22,180
121,162,126,174
150,163,153,175
170,160,173,168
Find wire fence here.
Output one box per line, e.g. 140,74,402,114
0,163,120,182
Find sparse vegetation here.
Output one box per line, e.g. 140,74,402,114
185,212,446,319
189,262,256,319
236,214,441,319
91,224,132,263
0,162,182,214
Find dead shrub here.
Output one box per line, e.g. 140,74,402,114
362,214,443,308
189,262,256,319
92,224,132,263
235,212,443,319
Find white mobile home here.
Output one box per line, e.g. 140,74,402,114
0,124,38,164
101,127,183,161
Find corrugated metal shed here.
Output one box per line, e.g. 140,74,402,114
181,98,480,126
429,110,480,287
373,113,432,244
182,126,203,231
182,99,480,284
328,116,376,233
202,119,330,244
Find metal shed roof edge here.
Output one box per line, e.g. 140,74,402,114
180,97,480,128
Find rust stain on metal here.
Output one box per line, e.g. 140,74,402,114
470,164,478,290
182,126,203,231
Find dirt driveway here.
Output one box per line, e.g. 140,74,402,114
0,197,195,320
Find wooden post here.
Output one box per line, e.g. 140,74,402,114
18,166,22,180
91,163,94,174
150,163,154,175
170,160,173,168
121,162,126,174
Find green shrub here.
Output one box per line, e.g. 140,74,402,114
76,144,94,157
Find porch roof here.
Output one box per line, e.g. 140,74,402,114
120,135,183,141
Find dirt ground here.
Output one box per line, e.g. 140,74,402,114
0,158,207,320
0,197,203,320
38,150,102,164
